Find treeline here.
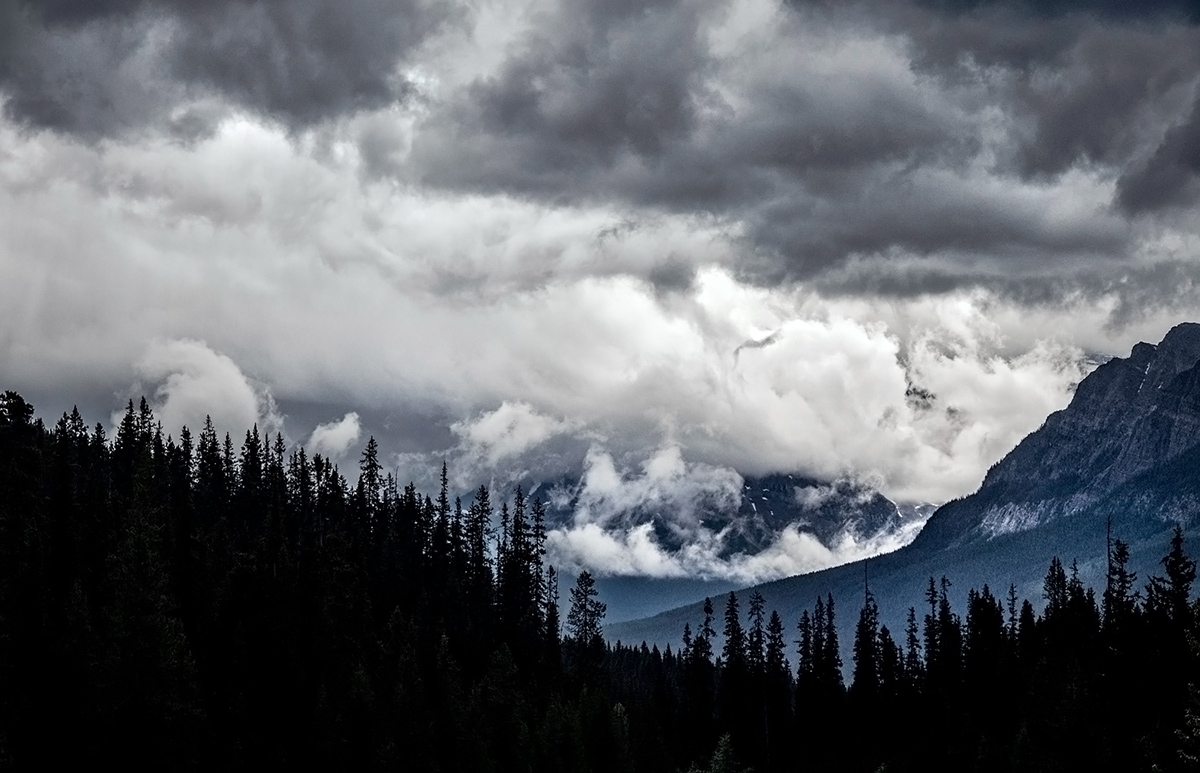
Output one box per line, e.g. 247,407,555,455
2,390,1200,772
666,537,1200,772
0,392,588,770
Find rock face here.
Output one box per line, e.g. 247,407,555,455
722,474,912,556
913,321,1200,551
608,323,1200,651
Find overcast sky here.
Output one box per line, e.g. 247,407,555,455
4,0,1200,578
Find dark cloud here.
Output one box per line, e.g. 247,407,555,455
1117,93,1200,213
891,5,1200,180
167,1,450,127
402,0,1200,288
809,254,1200,333
909,0,1200,23
414,0,711,196
6,0,1200,300
892,2,1200,222
0,0,459,137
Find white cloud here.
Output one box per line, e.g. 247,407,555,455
309,413,363,460
123,338,282,440
547,474,932,585
544,444,930,584
568,445,743,529
451,401,577,467
724,517,929,584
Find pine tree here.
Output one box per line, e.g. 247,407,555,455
747,591,765,678
544,565,561,641
877,625,901,701
765,611,788,681
923,576,940,674
964,585,1006,710
1103,538,1139,633
530,497,548,617
764,608,792,766
852,588,880,703
431,461,451,572
566,570,606,648
1044,557,1068,618
692,597,715,665
904,607,923,690
796,609,813,689
722,592,746,671
820,594,843,696
932,577,962,691
1147,525,1196,627
1007,583,1020,642
465,485,493,612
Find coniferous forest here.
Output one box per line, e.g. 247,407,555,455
5,390,1200,772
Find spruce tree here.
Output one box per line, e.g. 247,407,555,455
904,607,923,691
851,588,880,704
566,570,606,648
766,611,788,682
796,609,813,690
1103,538,1139,634
722,592,745,671
1147,525,1196,627
693,597,715,665
746,591,765,678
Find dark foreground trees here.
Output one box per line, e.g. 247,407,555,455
4,390,1200,772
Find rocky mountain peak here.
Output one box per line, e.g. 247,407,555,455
911,322,1200,550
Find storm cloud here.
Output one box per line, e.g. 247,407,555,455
385,0,1200,287
5,0,1200,282
0,0,459,137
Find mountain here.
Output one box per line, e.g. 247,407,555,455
541,472,929,622
541,472,918,557
723,474,925,556
915,322,1200,550
608,322,1200,650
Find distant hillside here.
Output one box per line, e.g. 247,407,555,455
608,323,1200,651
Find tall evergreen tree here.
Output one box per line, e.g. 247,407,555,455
693,597,715,666
904,607,923,691
851,588,880,704
566,570,606,649
355,437,383,539
722,592,746,671
747,591,766,678
796,609,813,689
1103,538,1139,633
765,611,789,683
1146,525,1195,627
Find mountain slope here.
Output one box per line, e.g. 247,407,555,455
608,322,1200,650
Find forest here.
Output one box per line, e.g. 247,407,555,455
1,389,1199,772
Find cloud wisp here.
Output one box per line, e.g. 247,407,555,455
309,412,363,461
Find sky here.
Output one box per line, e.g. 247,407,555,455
4,0,1200,582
